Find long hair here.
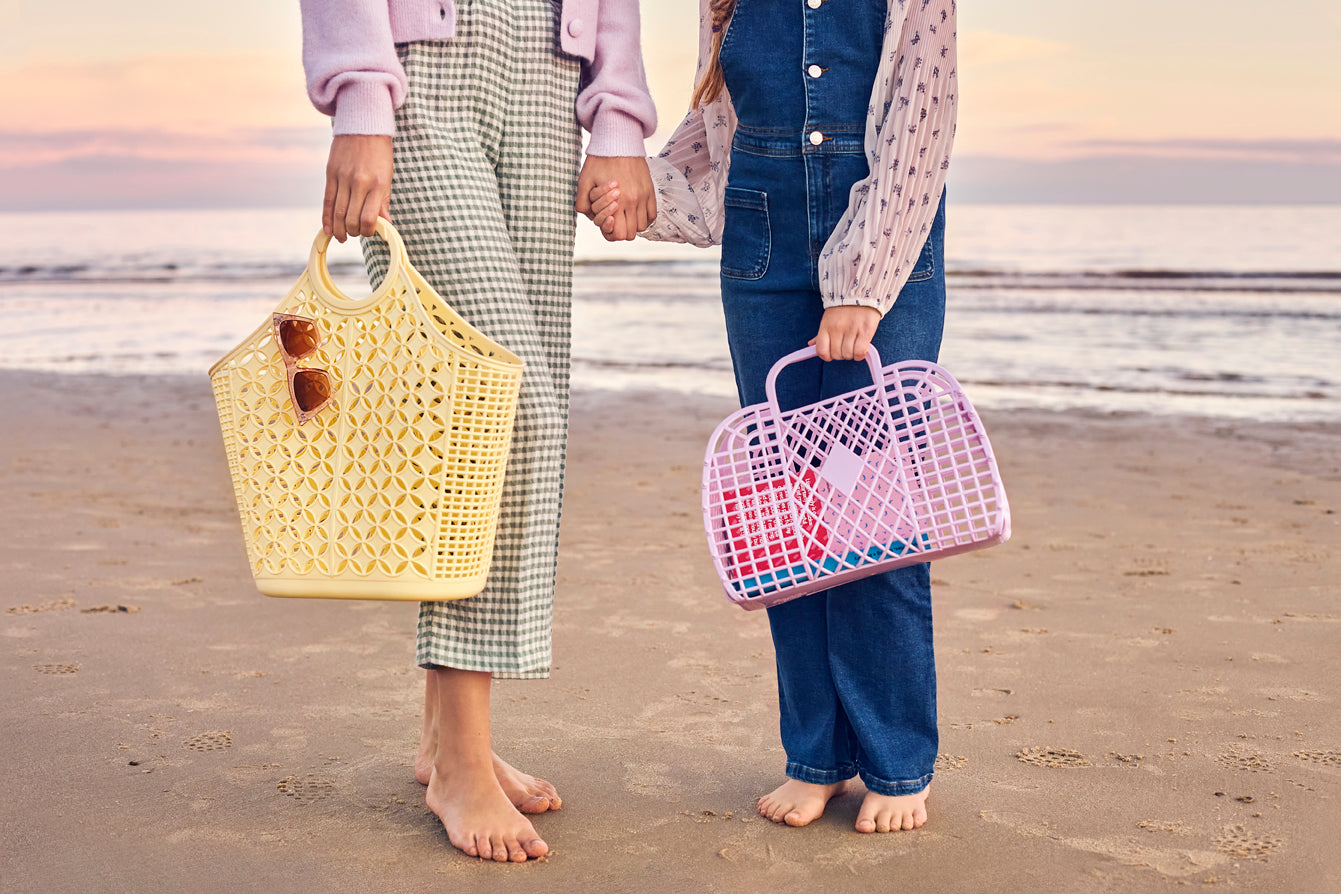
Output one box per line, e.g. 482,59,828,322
690,0,738,109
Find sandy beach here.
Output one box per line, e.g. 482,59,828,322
2,369,1339,893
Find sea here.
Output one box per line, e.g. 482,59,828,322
1,205,1337,423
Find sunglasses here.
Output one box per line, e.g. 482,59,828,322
272,313,334,424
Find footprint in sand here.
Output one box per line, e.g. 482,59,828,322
1292,749,1341,768
33,663,79,675
8,599,76,615
1017,746,1091,768
1123,558,1169,577
185,731,233,752
1215,749,1273,773
277,773,337,805
1212,824,1284,860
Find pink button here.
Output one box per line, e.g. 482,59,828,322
567,18,585,38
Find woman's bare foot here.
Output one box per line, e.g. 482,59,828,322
757,779,848,826
493,753,561,814
417,743,560,814
854,786,929,833
426,764,548,862
416,672,561,812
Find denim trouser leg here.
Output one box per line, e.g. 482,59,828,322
720,193,947,796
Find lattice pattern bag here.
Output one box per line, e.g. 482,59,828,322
209,219,523,600
703,347,1011,609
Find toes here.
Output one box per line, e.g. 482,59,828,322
502,835,527,863
855,817,876,834
784,810,808,828
522,836,549,860
517,795,550,815
490,835,510,862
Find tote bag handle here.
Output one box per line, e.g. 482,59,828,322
305,217,407,314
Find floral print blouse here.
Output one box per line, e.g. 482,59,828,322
642,0,958,315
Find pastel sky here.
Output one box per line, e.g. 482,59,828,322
1,0,1338,209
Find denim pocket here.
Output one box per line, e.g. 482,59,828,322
720,186,771,281
905,224,937,283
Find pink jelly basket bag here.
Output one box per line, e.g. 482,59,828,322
702,346,1011,609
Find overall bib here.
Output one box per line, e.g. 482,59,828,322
719,0,946,795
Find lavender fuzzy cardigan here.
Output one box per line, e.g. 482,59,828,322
301,0,656,157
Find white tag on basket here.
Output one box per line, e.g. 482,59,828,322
817,443,864,495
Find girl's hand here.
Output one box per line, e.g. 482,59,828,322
589,182,621,237
576,155,656,242
323,134,393,242
810,306,882,362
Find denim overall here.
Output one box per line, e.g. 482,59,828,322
719,0,947,797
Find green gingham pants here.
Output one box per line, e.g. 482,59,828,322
364,0,581,679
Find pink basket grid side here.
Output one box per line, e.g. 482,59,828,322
885,363,1011,559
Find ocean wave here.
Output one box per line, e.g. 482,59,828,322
3,256,1339,292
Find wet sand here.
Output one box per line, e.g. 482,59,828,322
2,370,1339,893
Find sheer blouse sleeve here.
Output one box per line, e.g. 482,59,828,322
639,0,735,246
818,0,958,314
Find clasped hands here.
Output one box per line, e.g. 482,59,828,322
585,178,882,363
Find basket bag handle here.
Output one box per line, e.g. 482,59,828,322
764,345,889,419
305,217,407,314
763,344,900,498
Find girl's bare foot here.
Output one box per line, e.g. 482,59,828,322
425,764,548,862
758,779,848,826
855,786,929,833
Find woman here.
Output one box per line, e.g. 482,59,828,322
301,0,657,862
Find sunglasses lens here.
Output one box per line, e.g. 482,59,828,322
292,370,332,414
279,319,320,359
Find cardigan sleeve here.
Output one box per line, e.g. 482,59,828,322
577,0,659,156
817,0,958,314
299,0,408,136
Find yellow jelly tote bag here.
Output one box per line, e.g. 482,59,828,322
209,219,523,600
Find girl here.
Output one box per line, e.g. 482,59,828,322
301,0,657,862
592,0,957,833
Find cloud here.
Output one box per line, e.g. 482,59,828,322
0,126,331,168
958,30,1069,67
0,53,315,132
1069,138,1341,165
0,155,325,211
949,154,1341,205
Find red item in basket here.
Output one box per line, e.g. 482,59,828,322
723,468,829,572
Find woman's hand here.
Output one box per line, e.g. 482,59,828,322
810,306,882,361
323,134,393,242
576,156,655,241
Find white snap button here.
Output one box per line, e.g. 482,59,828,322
567,18,584,38
807,0,822,8
807,64,823,78
809,130,824,146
